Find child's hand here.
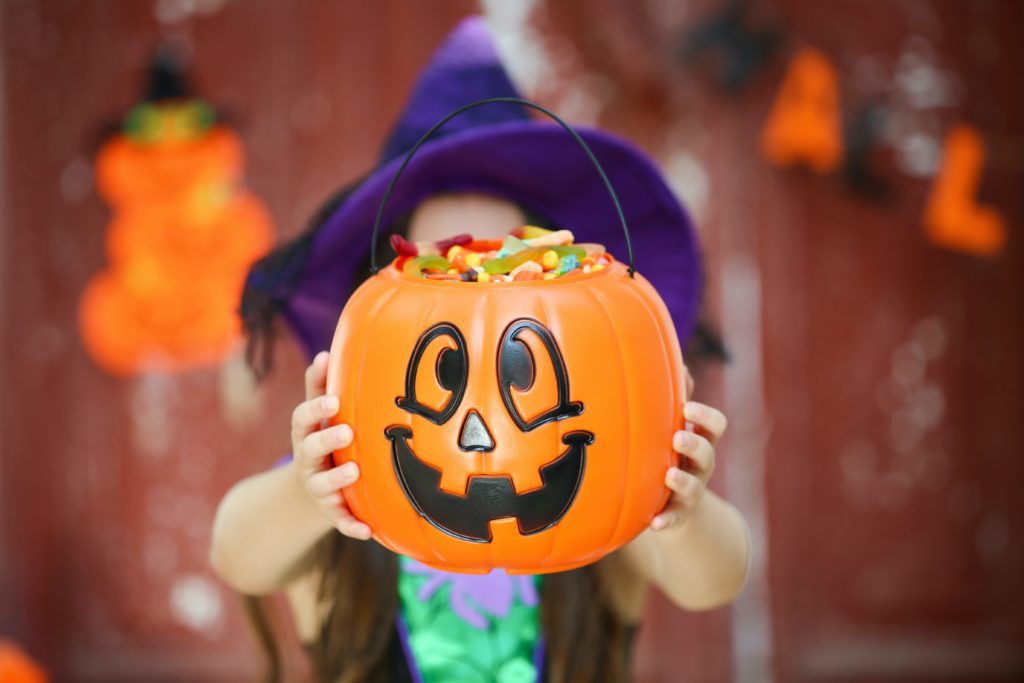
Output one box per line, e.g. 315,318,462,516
290,351,372,541
651,371,728,532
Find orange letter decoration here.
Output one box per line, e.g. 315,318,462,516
923,124,1007,257
760,47,843,172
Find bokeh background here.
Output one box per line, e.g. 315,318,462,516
1,0,1022,681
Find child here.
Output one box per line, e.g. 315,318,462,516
211,16,749,683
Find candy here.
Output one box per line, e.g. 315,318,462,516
414,242,441,256
436,233,473,252
509,260,542,278
512,225,554,240
398,226,608,282
467,239,503,252
556,253,579,275
576,243,606,257
483,245,584,274
513,270,545,282
524,229,573,247
390,234,419,257
495,235,531,259
540,250,559,270
404,255,451,277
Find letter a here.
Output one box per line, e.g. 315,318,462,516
760,48,843,172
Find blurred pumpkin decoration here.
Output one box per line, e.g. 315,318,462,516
0,641,48,683
326,99,687,574
79,52,274,376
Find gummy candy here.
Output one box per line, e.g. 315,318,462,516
396,227,608,282
436,233,473,253
483,245,584,274
390,234,419,257
404,254,451,276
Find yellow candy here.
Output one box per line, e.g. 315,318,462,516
592,263,606,272
543,272,557,280
540,250,559,270
464,252,481,268
521,225,553,239
446,245,464,260
447,268,458,275
476,271,491,283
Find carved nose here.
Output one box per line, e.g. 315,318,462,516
459,409,495,452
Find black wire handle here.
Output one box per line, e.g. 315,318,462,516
370,97,635,278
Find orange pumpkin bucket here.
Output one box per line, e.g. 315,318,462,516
327,98,687,574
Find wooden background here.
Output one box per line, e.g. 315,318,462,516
1,1,1021,681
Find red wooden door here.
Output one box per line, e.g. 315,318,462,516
0,2,477,681
752,3,1024,679
542,1,1024,681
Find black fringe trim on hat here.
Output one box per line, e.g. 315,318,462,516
240,181,362,380
685,318,730,369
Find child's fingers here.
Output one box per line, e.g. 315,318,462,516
294,424,352,474
305,351,330,402
682,401,727,444
316,494,372,540
672,430,715,482
336,516,372,541
651,501,686,531
665,467,705,507
306,462,360,499
317,491,344,513
291,395,340,441
651,465,707,531
304,423,353,460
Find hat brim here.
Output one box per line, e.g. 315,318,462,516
283,121,703,357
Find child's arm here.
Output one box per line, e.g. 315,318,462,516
210,352,370,595
620,399,752,610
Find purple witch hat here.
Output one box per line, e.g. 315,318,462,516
262,16,702,360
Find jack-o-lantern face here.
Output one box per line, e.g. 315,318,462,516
386,319,592,542
327,260,686,574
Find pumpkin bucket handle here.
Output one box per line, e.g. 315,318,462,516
370,97,636,278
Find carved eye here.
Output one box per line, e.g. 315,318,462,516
397,323,468,424
497,319,582,431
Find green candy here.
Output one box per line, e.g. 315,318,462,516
496,235,531,258
482,245,584,274
404,255,452,277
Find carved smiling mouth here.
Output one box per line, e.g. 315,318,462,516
385,425,593,543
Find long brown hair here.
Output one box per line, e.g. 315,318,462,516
243,533,635,683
